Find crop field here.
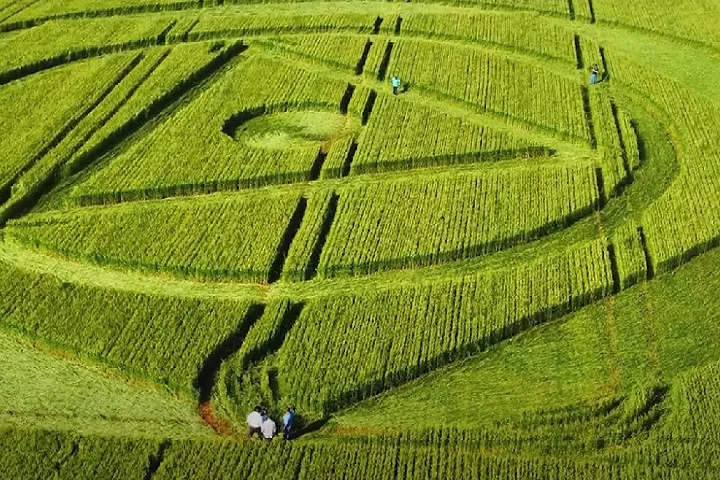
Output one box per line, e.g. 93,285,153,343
1,0,720,478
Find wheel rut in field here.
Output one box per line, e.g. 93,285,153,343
581,86,597,149
145,440,171,480
587,0,596,23
371,16,383,35
361,89,377,125
637,226,655,280
574,35,583,70
308,149,328,181
339,83,356,114
376,42,393,81
195,304,267,404
340,141,358,177
305,193,339,280
354,41,372,75
601,297,622,395
639,283,661,380
394,17,402,35
268,197,308,284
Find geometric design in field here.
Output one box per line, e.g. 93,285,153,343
65,50,570,206
3,0,720,461
68,56,351,203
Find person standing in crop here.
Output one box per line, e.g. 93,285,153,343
282,407,296,441
261,415,277,441
590,64,599,85
247,405,263,439
391,75,401,95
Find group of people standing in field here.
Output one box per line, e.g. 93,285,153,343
247,406,295,441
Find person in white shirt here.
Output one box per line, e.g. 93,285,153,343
247,406,263,439
261,416,277,441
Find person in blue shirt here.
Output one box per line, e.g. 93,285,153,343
590,64,599,85
391,75,401,95
282,407,295,441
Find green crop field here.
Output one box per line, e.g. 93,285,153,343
1,0,720,477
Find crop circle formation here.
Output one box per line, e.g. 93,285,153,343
1,0,720,478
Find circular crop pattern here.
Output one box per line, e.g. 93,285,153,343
1,1,720,478
230,109,359,150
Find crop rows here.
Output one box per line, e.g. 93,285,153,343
0,0,37,23
317,165,598,277
15,159,598,283
617,109,640,172
219,0,569,14
0,16,175,78
70,56,351,204
0,2,719,479
643,165,720,274
587,87,629,196
0,41,241,226
189,12,379,40
351,94,548,175
361,382,669,451
0,427,161,480
2,0,197,25
0,53,137,202
591,0,720,48
52,48,173,172
5,420,720,480
376,40,589,140
407,0,568,16
603,51,720,273
0,259,257,392
215,299,297,423
0,326,210,438
400,12,576,62
7,190,302,282
319,135,356,179
661,361,720,441
282,190,335,281
68,41,230,177
0,50,157,219
611,222,648,289
580,40,641,190
277,239,612,413
267,34,371,71
266,12,577,73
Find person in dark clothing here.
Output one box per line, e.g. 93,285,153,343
282,407,296,441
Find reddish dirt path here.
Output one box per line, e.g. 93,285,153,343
199,402,234,436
